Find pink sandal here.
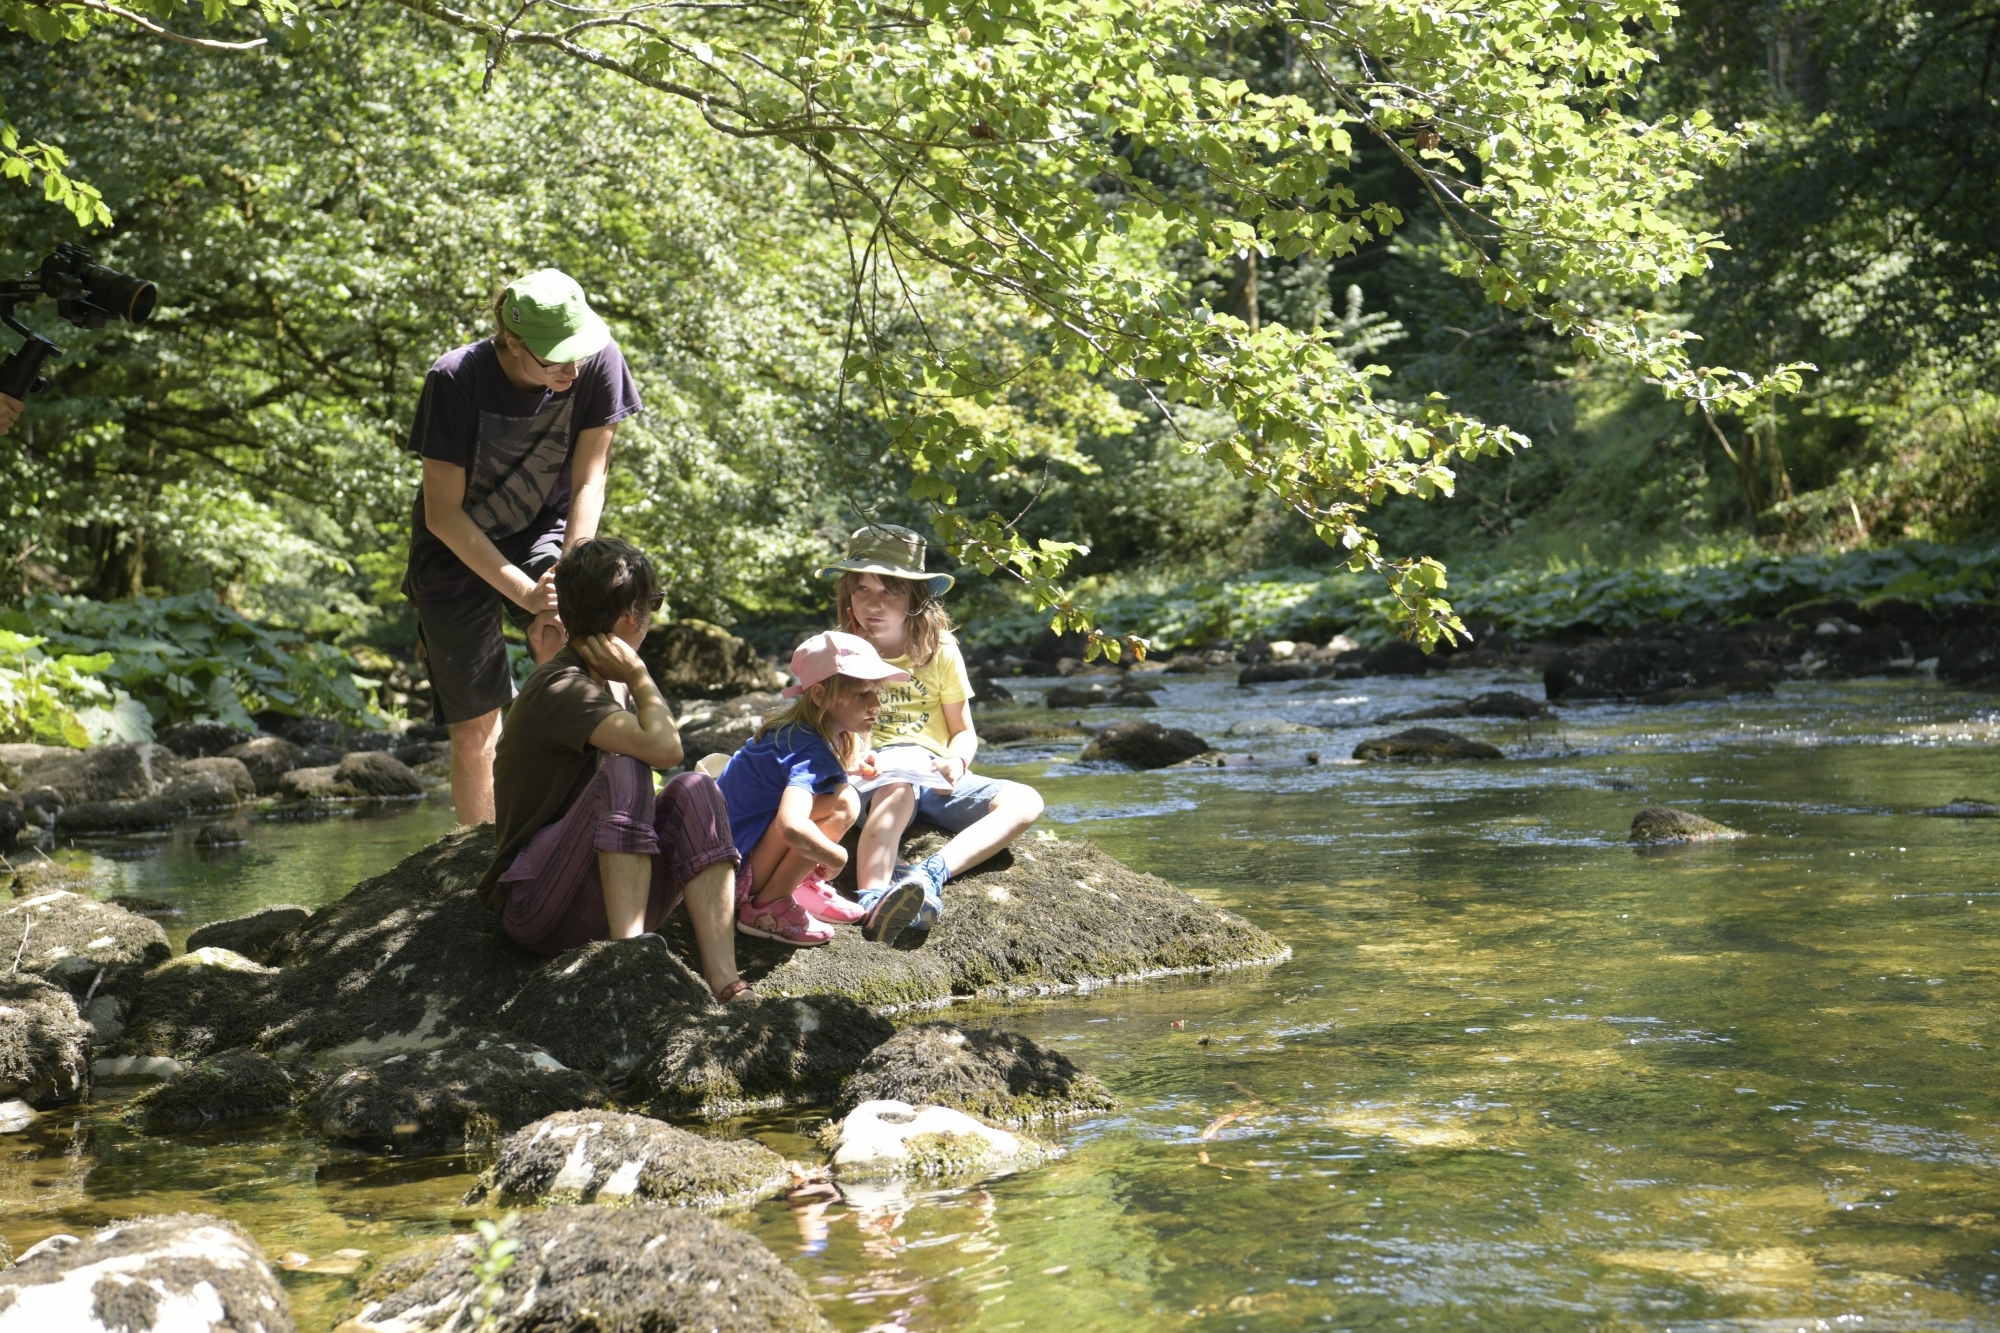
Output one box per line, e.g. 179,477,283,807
792,876,869,925
737,892,834,947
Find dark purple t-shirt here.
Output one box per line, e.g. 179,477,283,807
402,338,641,604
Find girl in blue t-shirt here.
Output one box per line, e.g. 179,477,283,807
716,631,908,946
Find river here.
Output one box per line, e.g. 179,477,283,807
5,665,1999,1331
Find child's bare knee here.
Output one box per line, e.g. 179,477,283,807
829,786,861,829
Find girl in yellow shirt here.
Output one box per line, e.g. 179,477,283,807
817,525,1045,948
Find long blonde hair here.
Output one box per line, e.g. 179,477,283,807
836,571,956,668
755,675,872,768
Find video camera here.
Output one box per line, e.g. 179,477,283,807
0,243,157,402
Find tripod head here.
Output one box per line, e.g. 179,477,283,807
1,244,157,402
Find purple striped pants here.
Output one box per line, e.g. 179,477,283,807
498,754,739,956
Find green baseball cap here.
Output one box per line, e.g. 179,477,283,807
499,268,611,363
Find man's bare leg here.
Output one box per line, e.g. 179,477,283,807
680,861,744,998
599,851,651,937
448,708,501,825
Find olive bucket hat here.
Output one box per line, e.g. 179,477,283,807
814,524,955,595
499,268,611,363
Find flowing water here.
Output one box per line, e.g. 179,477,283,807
7,666,2000,1331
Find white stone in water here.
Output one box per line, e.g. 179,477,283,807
151,946,268,975
91,1055,186,1083
0,1098,39,1133
0,1222,256,1329
829,1100,1023,1176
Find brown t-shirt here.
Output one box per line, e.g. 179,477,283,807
477,647,631,911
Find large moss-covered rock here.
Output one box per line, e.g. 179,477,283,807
185,905,311,965
496,936,715,1081
119,947,277,1061
1352,727,1503,761
54,768,249,834
630,994,894,1117
264,826,543,1056
156,720,253,759
1078,720,1211,769
0,975,94,1107
123,1048,297,1130
467,1110,790,1209
0,1213,294,1333
343,1206,828,1333
640,619,786,699
333,750,425,798
684,829,1287,1010
12,742,182,804
1629,806,1744,843
223,736,305,795
837,1023,1115,1125
305,1035,606,1151
0,890,170,1010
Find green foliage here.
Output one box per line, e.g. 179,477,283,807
0,592,381,733
971,542,2000,653
466,1214,519,1333
0,628,133,746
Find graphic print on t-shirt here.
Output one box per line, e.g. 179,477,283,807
465,395,577,541
874,676,937,747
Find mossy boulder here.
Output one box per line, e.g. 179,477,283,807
0,1213,293,1333
124,1048,298,1130
467,1110,790,1209
118,948,278,1061
629,994,894,1118
0,975,94,1107
837,1023,1116,1125
1078,720,1212,769
185,905,311,965
0,889,170,1010
343,1205,829,1333
305,1035,606,1151
825,1100,1038,1180
1629,806,1744,843
1352,727,1504,761
496,936,715,1081
639,618,787,699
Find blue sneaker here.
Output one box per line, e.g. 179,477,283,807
898,881,943,949
862,873,927,945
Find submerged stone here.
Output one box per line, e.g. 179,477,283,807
1922,797,2000,818
0,975,94,1107
124,1048,297,1130
305,1035,606,1151
1352,727,1504,761
837,1023,1116,1125
827,1100,1034,1179
1629,806,1744,843
344,1204,827,1333
0,1212,293,1333
468,1110,790,1209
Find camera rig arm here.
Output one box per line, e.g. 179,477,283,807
0,278,62,403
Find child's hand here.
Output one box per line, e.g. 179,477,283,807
857,750,879,780
934,754,968,787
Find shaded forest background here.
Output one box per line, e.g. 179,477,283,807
3,0,1998,665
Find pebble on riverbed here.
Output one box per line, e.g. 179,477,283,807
467,1109,791,1209
344,1205,827,1333
1628,806,1745,843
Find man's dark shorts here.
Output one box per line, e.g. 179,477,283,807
415,530,563,725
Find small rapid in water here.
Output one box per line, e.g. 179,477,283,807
7,665,2000,1330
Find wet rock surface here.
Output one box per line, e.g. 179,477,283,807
0,1212,294,1333
55,766,250,834
630,994,894,1117
124,1048,297,1130
156,721,253,759
1629,806,1744,843
0,889,170,1009
469,1109,790,1209
1353,728,1504,761
223,736,304,795
12,742,182,805
1922,797,2000,817
496,936,715,1081
185,905,311,965
344,1205,828,1333
306,1035,606,1150
698,828,1287,1009
265,826,543,1054
1398,690,1551,721
838,1022,1116,1124
981,720,1087,745
0,975,94,1107
178,756,257,800
119,948,278,1061
1079,720,1212,769
333,750,425,798
827,1100,1033,1179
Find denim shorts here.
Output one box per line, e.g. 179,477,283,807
860,749,1029,833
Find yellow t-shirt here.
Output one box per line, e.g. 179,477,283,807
871,639,973,756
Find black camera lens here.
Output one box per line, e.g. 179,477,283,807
41,245,157,328
87,265,157,325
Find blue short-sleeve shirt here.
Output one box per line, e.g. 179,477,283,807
715,724,849,864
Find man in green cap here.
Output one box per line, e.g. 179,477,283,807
402,268,642,825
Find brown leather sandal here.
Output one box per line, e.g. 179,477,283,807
711,978,759,1005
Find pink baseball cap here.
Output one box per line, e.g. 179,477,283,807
782,630,911,698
